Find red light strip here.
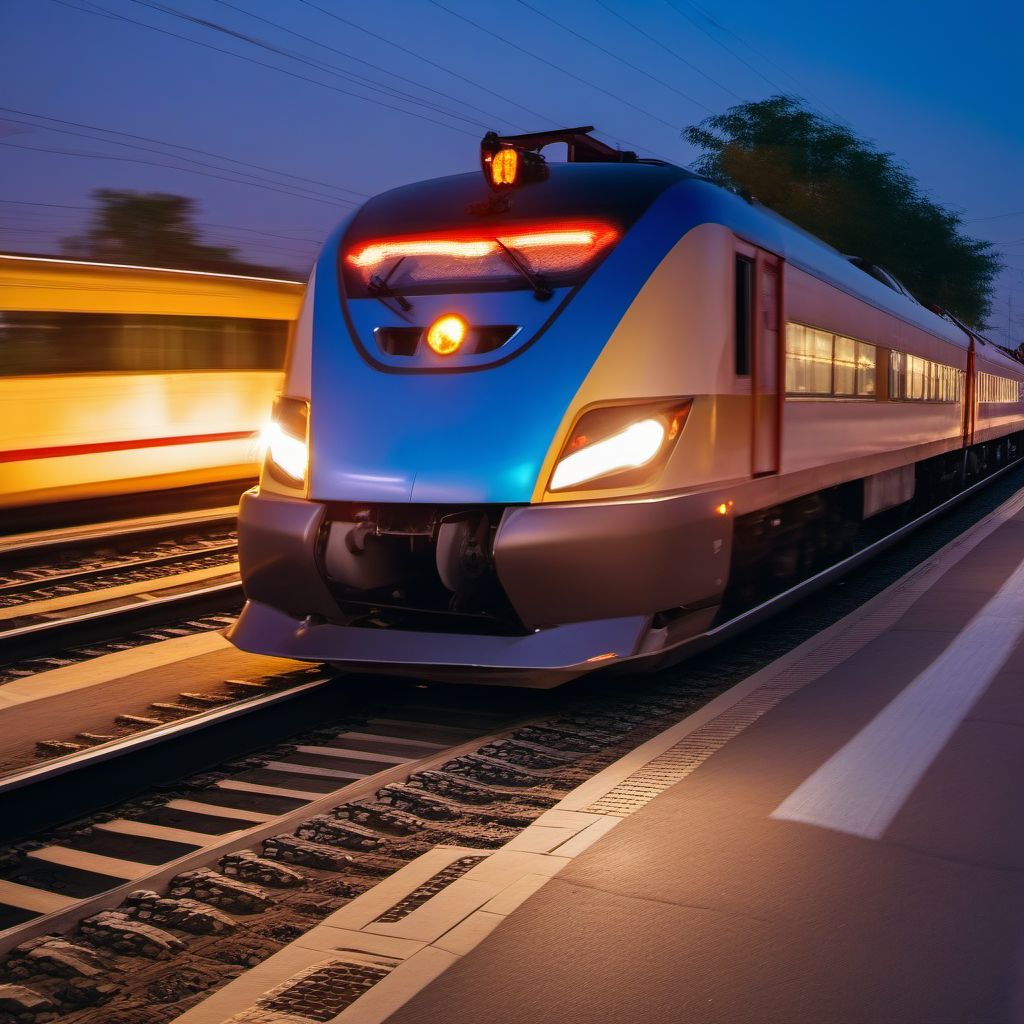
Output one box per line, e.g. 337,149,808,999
348,222,618,270
0,429,257,464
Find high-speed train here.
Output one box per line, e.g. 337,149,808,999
229,126,1024,685
0,255,302,511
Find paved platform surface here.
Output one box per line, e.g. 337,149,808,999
173,487,1024,1024
385,502,1024,1024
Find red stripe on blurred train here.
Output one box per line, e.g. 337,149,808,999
0,255,302,509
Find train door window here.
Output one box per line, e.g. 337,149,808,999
751,253,783,476
734,255,754,376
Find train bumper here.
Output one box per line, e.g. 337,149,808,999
228,599,649,687
228,487,732,685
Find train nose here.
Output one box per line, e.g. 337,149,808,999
308,288,596,505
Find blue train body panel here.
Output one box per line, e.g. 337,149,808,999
307,176,773,505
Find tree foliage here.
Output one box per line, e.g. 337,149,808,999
684,97,1000,327
62,190,289,277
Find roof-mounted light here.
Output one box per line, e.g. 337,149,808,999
490,147,519,187
480,131,548,191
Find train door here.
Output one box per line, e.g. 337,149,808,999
751,251,784,476
963,337,976,447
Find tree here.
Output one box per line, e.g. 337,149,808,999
684,97,1001,327
62,189,289,277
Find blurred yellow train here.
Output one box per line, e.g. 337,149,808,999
0,254,302,511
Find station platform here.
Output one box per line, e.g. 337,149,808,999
177,484,1024,1024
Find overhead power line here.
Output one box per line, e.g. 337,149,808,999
592,0,742,103
0,198,325,245
0,140,355,208
212,0,528,133
51,0,480,139
512,0,714,114
128,0,490,131
678,0,849,124
966,210,1024,223
427,0,681,150
662,0,849,127
296,0,554,129
0,109,364,205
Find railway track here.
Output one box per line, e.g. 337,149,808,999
0,677,554,943
0,465,1020,1021
0,507,243,684
0,581,242,674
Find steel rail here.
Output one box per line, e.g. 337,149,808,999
0,710,533,955
0,541,238,597
0,673,333,796
0,506,237,558
0,579,243,665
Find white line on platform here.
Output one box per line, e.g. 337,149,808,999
772,555,1024,839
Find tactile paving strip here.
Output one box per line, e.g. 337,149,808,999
588,489,1024,817
232,955,396,1023
374,855,486,923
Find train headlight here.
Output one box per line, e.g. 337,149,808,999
426,313,468,356
261,397,309,487
548,399,691,492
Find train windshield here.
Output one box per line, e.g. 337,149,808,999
339,162,688,298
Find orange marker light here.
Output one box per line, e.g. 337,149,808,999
426,314,468,356
716,500,734,516
491,147,519,186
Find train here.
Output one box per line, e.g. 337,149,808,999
0,254,302,511
228,126,1024,686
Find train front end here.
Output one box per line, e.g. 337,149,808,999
229,129,737,685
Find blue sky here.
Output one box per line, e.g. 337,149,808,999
1,0,1021,340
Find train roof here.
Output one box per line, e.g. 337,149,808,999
0,252,304,319
342,159,1002,360
0,252,302,286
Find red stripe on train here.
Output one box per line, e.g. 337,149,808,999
0,430,258,463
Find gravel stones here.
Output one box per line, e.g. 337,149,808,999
2,938,109,981
125,892,236,935
0,984,56,1018
261,835,356,871
78,912,184,959
294,817,387,853
218,851,306,888
169,869,274,914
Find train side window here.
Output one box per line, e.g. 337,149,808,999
0,311,288,375
833,335,856,395
734,255,754,376
855,341,876,396
785,323,876,398
888,349,964,402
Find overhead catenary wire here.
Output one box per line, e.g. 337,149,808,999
0,107,366,201
50,0,481,139
0,199,325,245
512,0,715,114
127,0,493,131
0,140,357,209
592,0,743,103
967,211,1024,223
426,0,682,152
0,110,364,206
677,0,851,125
295,0,556,129
0,223,316,262
211,0,530,133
